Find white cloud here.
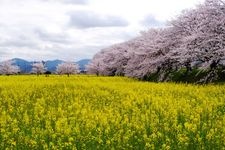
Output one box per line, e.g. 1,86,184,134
0,0,205,61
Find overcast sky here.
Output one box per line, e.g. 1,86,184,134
0,0,204,61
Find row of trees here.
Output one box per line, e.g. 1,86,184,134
87,0,225,83
0,60,79,76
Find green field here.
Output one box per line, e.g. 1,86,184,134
0,75,225,149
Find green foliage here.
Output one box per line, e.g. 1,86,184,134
142,68,225,83
169,68,209,83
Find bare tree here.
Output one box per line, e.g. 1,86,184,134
0,60,20,75
56,62,79,77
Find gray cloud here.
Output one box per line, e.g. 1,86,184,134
0,40,36,48
0,33,38,49
34,29,70,44
39,0,89,5
0,48,10,56
0,0,139,61
62,0,88,4
55,45,104,60
141,15,165,27
69,11,129,28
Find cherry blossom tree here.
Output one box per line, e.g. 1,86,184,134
168,0,225,82
56,62,79,77
124,28,174,79
0,60,20,75
86,56,103,76
88,0,225,83
170,0,225,66
87,42,131,76
31,62,46,76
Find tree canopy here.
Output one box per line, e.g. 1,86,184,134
87,0,225,83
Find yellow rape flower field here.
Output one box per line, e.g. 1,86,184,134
0,75,225,149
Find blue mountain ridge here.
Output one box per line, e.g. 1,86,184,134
9,58,90,73
76,59,91,71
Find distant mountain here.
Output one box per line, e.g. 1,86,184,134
45,60,64,73
11,58,32,73
4,58,91,73
76,59,91,71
